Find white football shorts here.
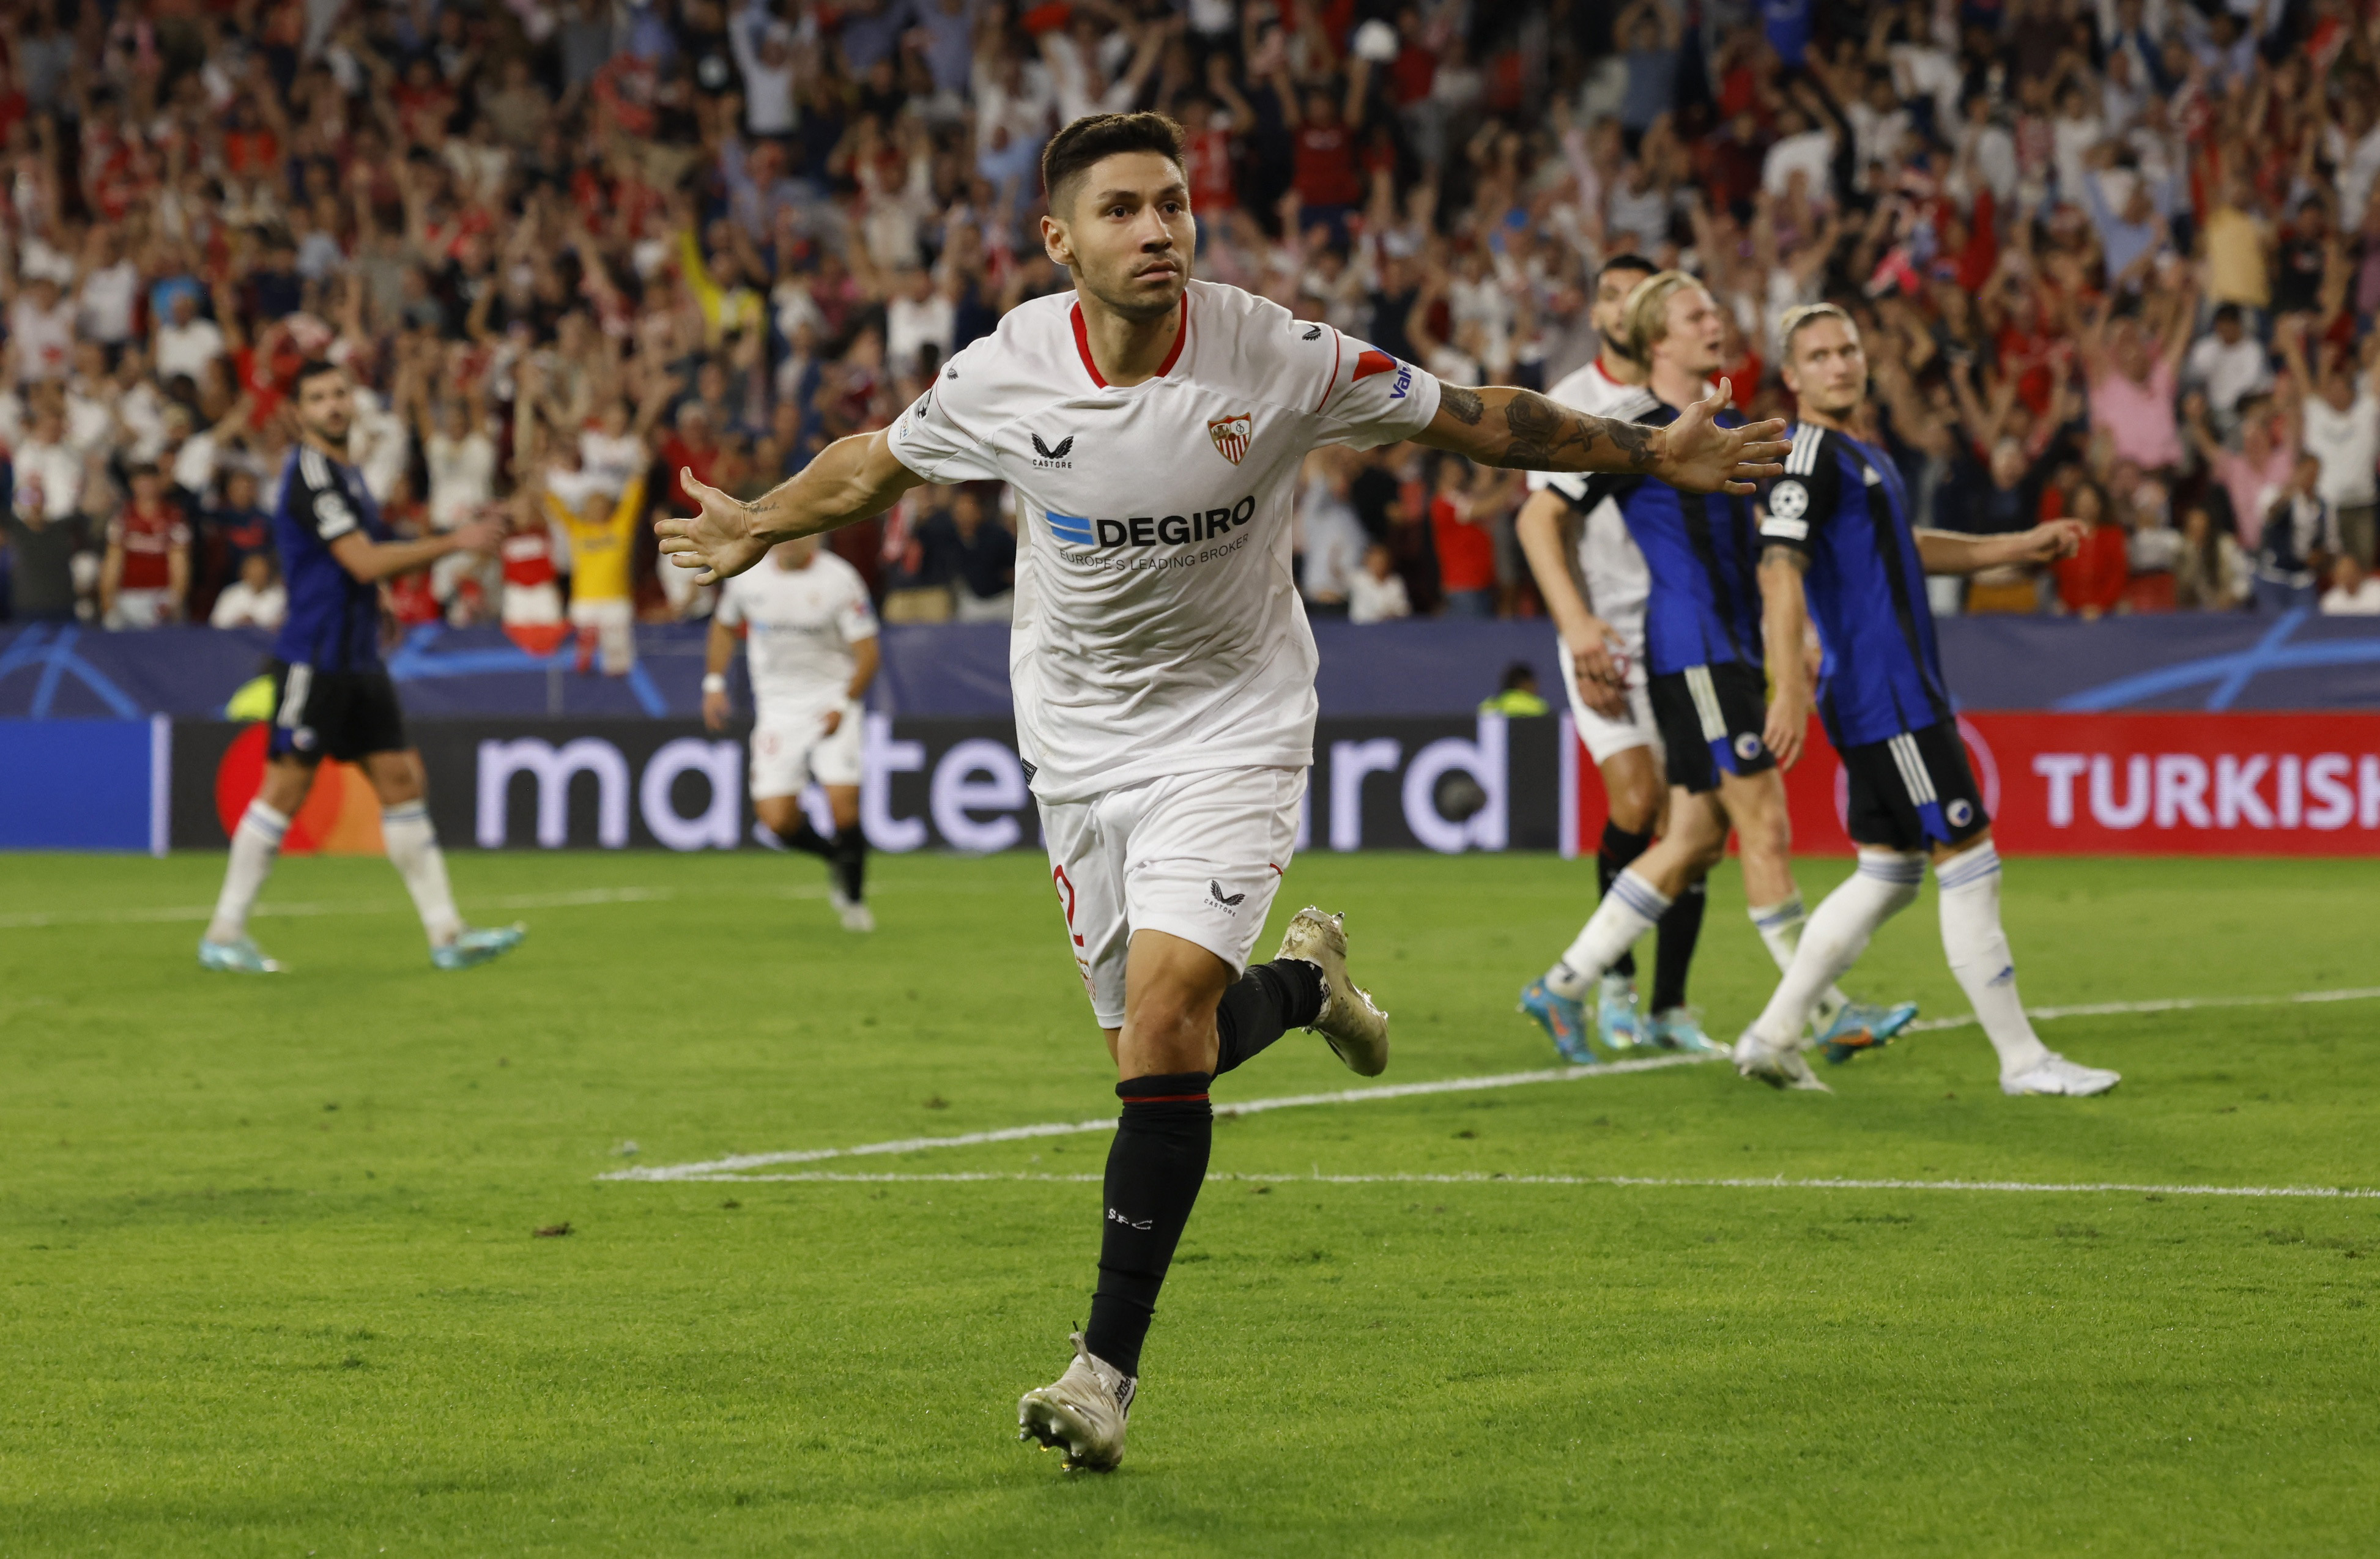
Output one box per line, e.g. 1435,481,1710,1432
750,700,863,799
1557,637,1661,766
1039,765,1305,1029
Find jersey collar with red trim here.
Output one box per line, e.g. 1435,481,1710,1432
1069,291,1189,389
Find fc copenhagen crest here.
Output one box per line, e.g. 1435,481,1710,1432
1208,412,1253,466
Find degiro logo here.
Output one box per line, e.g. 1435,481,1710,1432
1048,496,1257,549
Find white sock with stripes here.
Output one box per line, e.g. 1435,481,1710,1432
1748,852,1924,1047
382,801,463,948
206,801,289,944
1936,842,2050,1078
1547,871,1672,999
1747,897,1855,1028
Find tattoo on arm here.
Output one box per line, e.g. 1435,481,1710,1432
1465,388,1658,473
1761,543,1811,572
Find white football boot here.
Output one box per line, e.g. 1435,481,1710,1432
1276,906,1389,1076
1733,1029,1831,1092
1018,1332,1135,1472
2001,1054,2121,1097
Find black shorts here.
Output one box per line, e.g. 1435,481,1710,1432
1647,662,1776,794
264,659,409,764
1839,722,1991,852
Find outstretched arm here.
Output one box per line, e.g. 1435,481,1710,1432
1417,378,1790,494
1914,520,2083,576
657,428,924,584
1513,487,1625,717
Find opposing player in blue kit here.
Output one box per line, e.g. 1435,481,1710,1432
1519,273,1911,1062
1730,304,2119,1096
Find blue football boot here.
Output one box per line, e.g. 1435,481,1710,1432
432,923,528,971
1815,999,1921,1064
1646,1005,1726,1054
198,936,283,974
1596,976,1643,1051
1519,978,1598,1065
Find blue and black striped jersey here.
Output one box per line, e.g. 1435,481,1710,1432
1559,396,1765,678
271,445,390,673
1760,424,1953,747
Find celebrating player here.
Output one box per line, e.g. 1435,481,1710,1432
1516,273,1902,1067
198,363,526,974
703,536,881,933
1729,305,2119,1097
657,113,1788,1472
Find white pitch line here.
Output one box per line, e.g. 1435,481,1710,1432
605,985,2380,1185
0,885,686,930
656,1169,2380,1200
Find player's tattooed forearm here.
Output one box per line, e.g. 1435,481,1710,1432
1441,386,1485,425
1473,389,1658,473
1761,543,1810,572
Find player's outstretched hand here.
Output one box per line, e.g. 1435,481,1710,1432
2014,519,2088,564
1656,379,1790,495
1763,686,1811,772
658,470,773,585
450,517,504,555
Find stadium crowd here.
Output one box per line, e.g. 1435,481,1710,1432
4,0,2380,644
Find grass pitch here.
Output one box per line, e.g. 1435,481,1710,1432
4,847,2378,1556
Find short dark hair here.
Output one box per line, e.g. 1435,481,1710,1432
1501,661,1538,692
2212,303,2243,326
294,358,344,391
1598,253,1658,285
1041,111,1187,214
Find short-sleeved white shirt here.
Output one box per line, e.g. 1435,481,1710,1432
884,279,1442,802
716,549,878,715
1528,358,1654,656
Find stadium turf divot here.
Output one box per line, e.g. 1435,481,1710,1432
603,985,2380,1185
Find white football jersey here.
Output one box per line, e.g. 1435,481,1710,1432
716,549,878,713
886,280,1443,802
1528,359,1655,656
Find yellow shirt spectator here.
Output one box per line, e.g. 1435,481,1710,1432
544,467,645,604
2202,202,2271,309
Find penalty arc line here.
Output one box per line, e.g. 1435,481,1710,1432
601,985,2380,1185
647,1169,2380,1200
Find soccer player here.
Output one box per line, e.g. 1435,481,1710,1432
702,535,881,932
1729,305,2119,1097
198,361,526,975
657,113,1785,1471
1515,272,1902,1062
1515,260,1914,1064
1513,253,1715,1057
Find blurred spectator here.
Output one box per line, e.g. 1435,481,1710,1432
2321,555,2380,616
2185,306,2274,432
101,463,191,628
2053,481,2127,620
2174,502,2252,612
1480,661,1549,716
209,552,287,631
2253,454,2338,614
1349,543,1412,624
1429,456,1499,618
2285,321,2380,570
6,401,92,621
921,486,1017,624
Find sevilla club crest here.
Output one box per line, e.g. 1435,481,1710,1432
1208,412,1253,465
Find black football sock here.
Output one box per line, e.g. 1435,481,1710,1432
762,817,834,857
830,825,867,902
1597,822,1654,982
1083,1072,1212,1380
1650,879,1707,1014
1214,958,1327,1075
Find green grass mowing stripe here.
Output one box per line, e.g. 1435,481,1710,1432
606,984,2380,1182
684,1168,2380,1197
